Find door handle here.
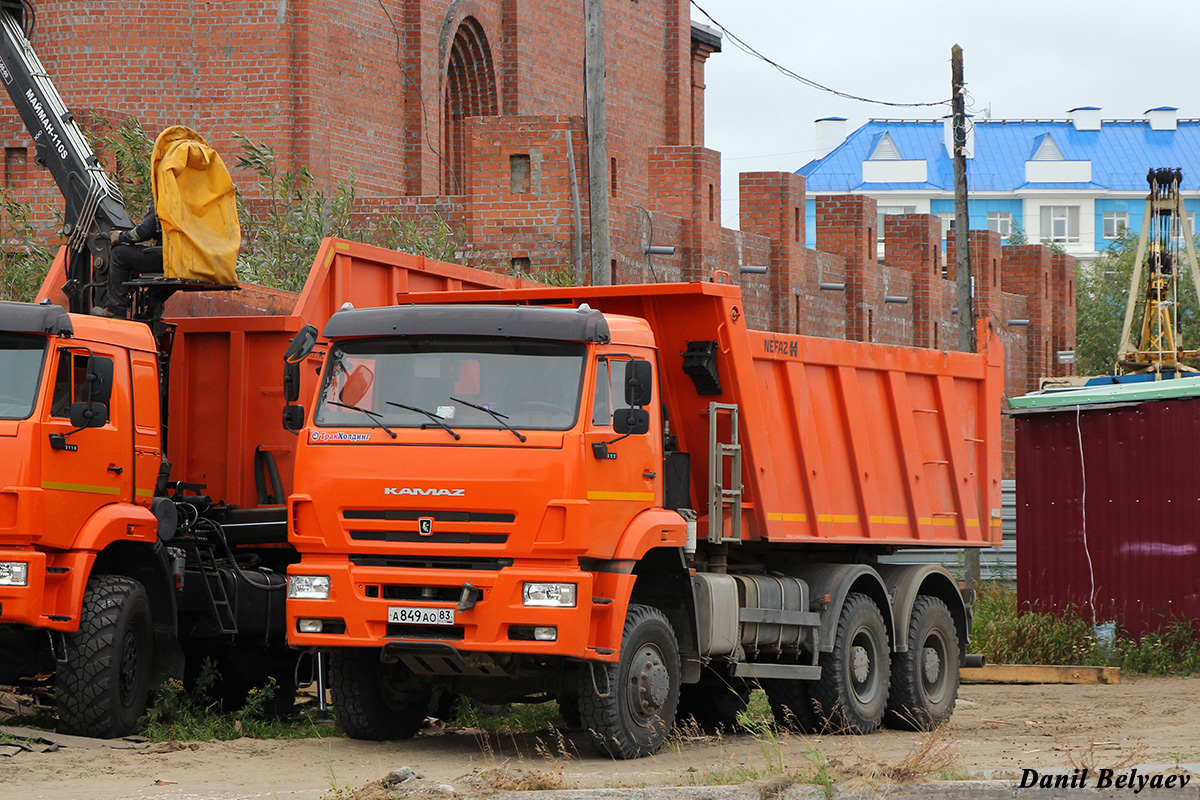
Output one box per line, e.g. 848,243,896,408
107,465,123,475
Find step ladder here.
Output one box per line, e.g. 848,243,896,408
184,540,239,636
707,402,743,544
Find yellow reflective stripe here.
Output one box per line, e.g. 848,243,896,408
868,515,910,525
918,517,957,526
966,519,980,528
42,481,120,496
136,488,153,498
766,512,807,522
586,491,655,502
990,518,1003,527
818,514,858,524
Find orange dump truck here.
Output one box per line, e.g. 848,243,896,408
0,238,525,737
284,280,1002,757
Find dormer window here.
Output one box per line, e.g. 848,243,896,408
870,132,901,160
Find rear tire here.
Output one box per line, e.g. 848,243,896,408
810,592,890,734
579,604,680,758
328,648,431,740
885,595,959,730
57,575,154,738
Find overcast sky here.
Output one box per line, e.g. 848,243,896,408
693,0,1198,228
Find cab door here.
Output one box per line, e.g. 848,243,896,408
38,344,135,550
582,348,662,542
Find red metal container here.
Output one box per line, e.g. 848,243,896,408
1013,389,1200,638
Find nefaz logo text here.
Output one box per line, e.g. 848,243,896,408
763,337,798,358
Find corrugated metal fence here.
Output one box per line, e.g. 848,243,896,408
878,479,1016,583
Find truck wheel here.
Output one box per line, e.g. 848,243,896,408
811,592,890,734
885,595,959,730
579,604,680,758
328,648,431,740
677,670,749,732
762,677,819,733
57,575,154,738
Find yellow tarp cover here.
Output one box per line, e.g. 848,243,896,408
151,126,239,284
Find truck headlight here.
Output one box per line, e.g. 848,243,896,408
522,582,576,607
287,574,331,599
0,562,28,587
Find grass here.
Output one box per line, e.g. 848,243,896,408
140,660,332,742
448,697,566,734
970,583,1200,674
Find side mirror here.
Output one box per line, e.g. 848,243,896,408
624,360,653,407
283,362,301,403
283,325,319,404
285,325,319,364
70,400,108,428
339,365,374,407
85,356,114,405
283,404,305,433
613,406,650,435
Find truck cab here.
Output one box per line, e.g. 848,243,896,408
287,305,687,747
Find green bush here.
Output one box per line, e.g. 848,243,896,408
970,583,1200,675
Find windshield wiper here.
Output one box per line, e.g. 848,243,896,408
386,400,461,440
451,396,527,442
328,401,397,439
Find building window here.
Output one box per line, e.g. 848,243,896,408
1103,211,1128,239
987,212,1012,237
938,212,956,239
1040,205,1080,244
443,17,498,194
1173,212,1197,241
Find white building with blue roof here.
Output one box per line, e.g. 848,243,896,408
798,108,1200,263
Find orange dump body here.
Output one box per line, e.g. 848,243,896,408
394,282,1004,547
286,280,1001,659
1,238,525,632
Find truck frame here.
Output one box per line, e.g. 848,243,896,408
284,280,1002,757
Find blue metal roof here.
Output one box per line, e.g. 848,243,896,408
798,119,1200,192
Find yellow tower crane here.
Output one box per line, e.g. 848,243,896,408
1117,168,1200,374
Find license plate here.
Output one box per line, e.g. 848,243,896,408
388,606,455,625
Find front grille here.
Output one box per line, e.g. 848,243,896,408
348,530,507,544
386,624,465,640
345,509,515,523
379,585,462,602
350,554,512,571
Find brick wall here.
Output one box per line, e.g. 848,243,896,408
0,2,1075,477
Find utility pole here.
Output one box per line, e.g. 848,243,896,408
951,44,980,594
584,0,612,285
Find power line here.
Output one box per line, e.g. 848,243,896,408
691,1,952,109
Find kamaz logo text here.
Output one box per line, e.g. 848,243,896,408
384,487,465,497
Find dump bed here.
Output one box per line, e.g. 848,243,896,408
397,281,1003,548
37,238,531,508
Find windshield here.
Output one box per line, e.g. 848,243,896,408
314,337,587,433
0,333,48,420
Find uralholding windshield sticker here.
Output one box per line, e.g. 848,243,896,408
310,430,372,443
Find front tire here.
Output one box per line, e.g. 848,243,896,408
328,648,431,740
885,595,959,730
810,592,890,734
579,604,680,758
57,575,154,738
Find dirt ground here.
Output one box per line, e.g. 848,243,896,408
2,676,1199,800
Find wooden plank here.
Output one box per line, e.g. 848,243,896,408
961,664,1121,685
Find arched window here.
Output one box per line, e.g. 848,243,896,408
443,17,497,194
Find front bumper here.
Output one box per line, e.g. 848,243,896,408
0,549,90,631
286,558,631,661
